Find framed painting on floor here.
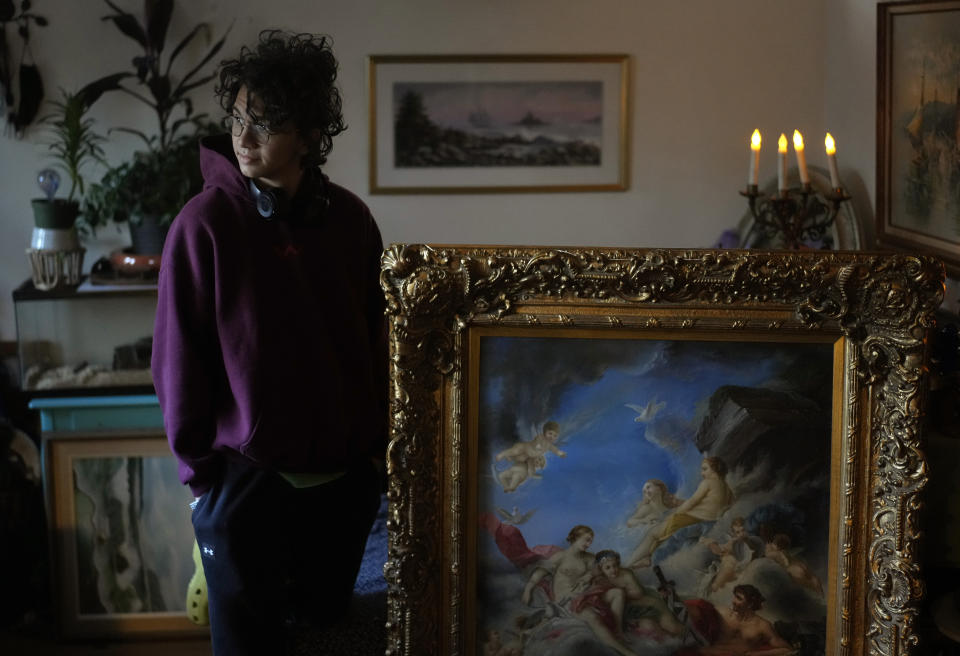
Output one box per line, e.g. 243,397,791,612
45,430,204,638
380,245,943,656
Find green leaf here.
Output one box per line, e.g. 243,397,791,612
177,72,215,97
110,125,154,149
77,73,132,109
116,84,156,110
101,0,147,48
175,30,226,90
144,0,172,54
40,86,109,202
165,22,208,72
147,75,170,105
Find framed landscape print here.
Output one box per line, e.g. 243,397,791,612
368,55,629,193
45,430,203,638
877,0,960,273
380,245,944,656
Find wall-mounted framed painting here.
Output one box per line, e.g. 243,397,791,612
45,430,204,639
877,0,960,274
380,245,944,656
367,55,629,194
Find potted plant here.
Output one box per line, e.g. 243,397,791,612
81,125,215,253
78,0,228,254
26,77,125,289
33,76,125,231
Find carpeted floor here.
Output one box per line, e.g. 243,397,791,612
291,493,389,654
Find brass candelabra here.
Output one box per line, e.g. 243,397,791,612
740,184,851,250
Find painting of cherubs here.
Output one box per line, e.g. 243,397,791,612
494,420,567,492
476,335,834,656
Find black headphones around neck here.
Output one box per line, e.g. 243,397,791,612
248,178,286,220
247,171,330,223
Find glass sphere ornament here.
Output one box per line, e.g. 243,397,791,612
37,168,60,201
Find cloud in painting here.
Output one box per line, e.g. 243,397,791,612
642,412,694,455
481,338,668,449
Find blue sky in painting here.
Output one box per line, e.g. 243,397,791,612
477,336,831,554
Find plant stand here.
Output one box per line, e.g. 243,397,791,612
25,248,85,290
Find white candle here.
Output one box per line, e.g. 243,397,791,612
748,129,761,187
825,133,841,189
793,129,809,186
778,133,788,192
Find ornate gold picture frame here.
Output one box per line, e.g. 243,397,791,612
381,246,944,656
368,55,629,194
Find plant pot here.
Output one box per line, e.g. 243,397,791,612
31,198,80,229
31,226,80,251
129,214,169,255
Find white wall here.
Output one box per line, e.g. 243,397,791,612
2,0,874,343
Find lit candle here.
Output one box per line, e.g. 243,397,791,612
792,129,809,186
778,133,788,192
748,129,761,187
825,133,841,189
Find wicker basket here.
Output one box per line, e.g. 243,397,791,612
25,247,85,290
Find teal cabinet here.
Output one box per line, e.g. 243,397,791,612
29,394,162,432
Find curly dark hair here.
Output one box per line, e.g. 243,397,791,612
215,30,346,167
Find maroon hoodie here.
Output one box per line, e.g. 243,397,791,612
151,135,387,496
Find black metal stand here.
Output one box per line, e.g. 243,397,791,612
741,183,851,250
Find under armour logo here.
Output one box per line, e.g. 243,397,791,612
201,544,215,558
274,244,301,257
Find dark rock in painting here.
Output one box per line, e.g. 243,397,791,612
695,385,829,490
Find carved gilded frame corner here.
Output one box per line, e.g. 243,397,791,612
380,246,944,656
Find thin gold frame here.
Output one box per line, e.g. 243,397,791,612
45,430,205,639
380,245,944,656
367,55,630,194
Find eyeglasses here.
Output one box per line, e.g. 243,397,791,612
222,114,276,143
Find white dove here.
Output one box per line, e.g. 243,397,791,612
496,506,537,525
625,398,665,423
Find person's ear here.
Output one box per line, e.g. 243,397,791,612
303,128,324,154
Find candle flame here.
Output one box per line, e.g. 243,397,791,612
778,133,788,153
751,129,761,150
825,133,836,155
793,129,804,150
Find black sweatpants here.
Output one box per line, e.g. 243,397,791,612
191,454,381,655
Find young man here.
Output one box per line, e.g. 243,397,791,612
151,31,387,655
